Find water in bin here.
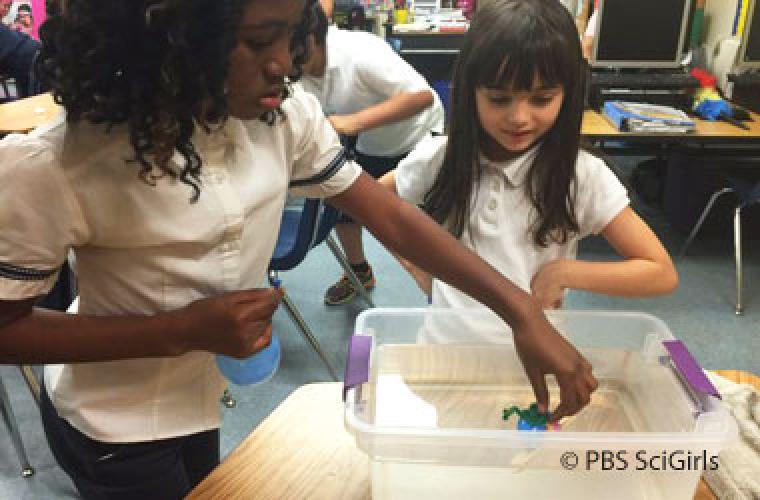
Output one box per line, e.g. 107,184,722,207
216,276,282,385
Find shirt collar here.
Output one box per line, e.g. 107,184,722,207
479,142,541,187
177,118,243,169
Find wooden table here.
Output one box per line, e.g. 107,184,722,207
581,108,760,145
0,92,62,134
188,371,759,500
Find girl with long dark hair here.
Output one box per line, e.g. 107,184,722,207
387,0,677,311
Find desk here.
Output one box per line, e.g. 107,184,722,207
0,93,62,134
581,109,760,148
188,371,759,500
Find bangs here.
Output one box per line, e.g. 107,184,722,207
465,2,578,91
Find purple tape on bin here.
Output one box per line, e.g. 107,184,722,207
663,340,721,400
343,335,371,401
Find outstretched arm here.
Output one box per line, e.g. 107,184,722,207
0,289,284,364
330,172,598,421
378,169,433,295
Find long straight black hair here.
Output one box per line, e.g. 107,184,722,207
424,0,587,247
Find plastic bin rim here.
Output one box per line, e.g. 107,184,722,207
354,308,674,338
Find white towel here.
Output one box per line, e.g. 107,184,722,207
704,371,760,500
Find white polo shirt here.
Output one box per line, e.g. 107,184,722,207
396,136,629,312
300,26,444,157
0,88,361,443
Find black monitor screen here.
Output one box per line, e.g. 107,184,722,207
596,0,689,64
743,1,760,62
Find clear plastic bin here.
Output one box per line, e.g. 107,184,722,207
343,309,737,500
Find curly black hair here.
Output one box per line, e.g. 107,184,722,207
38,0,317,201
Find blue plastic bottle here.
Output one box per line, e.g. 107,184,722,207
216,334,281,386
215,276,282,386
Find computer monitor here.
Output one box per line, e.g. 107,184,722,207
736,0,760,70
592,0,692,68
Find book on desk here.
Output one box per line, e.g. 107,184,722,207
602,101,696,133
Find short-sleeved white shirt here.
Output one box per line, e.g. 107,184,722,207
0,88,361,442
396,136,629,312
300,26,444,157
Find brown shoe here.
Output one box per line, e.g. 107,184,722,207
324,266,376,305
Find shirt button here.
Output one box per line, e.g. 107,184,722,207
488,199,498,211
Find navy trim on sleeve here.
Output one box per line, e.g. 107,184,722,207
0,263,58,281
289,148,347,188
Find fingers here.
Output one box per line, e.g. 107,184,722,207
586,369,599,394
550,364,597,423
236,289,284,319
249,324,274,353
551,374,580,422
228,287,284,304
527,370,550,414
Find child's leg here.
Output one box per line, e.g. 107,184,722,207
335,221,366,265
324,150,407,305
39,385,219,499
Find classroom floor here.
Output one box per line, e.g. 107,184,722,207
1,158,759,499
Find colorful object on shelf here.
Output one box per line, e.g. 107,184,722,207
393,8,408,25
690,68,749,129
216,275,282,386
456,0,475,20
503,403,561,431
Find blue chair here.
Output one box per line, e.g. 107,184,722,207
268,198,375,381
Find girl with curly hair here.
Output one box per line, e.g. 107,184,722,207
1,0,596,497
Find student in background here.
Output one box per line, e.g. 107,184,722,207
0,23,40,98
0,0,595,497
0,0,12,23
382,0,678,312
301,4,444,306
320,0,333,18
11,3,33,36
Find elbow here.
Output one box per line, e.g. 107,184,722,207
657,263,679,295
418,90,434,110
424,90,434,107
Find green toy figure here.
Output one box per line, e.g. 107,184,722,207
503,403,561,431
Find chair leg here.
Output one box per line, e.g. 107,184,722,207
220,388,236,408
0,376,35,477
325,234,376,308
280,291,339,381
18,365,40,407
679,188,734,257
734,206,743,316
